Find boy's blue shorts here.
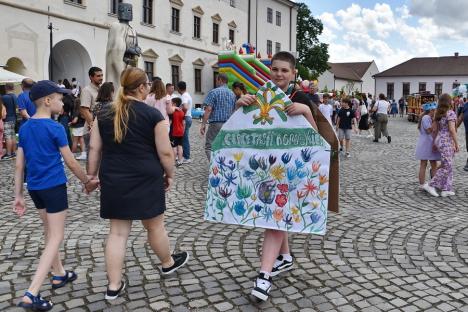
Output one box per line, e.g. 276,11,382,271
28,184,68,213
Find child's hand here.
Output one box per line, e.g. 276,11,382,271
454,143,460,153
84,178,100,194
236,94,257,107
13,197,26,217
164,175,173,192
285,102,310,116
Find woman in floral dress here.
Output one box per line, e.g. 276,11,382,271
423,94,460,197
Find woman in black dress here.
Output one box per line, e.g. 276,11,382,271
87,67,189,300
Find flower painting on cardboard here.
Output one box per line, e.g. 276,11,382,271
205,81,331,235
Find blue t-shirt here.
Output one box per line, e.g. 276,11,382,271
18,119,68,190
1,93,17,122
17,91,36,119
463,103,468,133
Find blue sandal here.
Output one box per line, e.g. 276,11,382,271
51,270,77,289
17,291,53,311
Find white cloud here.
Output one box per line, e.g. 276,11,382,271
317,2,451,71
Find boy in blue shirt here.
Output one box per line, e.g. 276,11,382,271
14,80,99,311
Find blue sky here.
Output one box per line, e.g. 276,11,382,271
300,0,468,71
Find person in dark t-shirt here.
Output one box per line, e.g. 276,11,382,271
336,97,357,158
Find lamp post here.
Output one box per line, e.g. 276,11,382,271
48,21,53,81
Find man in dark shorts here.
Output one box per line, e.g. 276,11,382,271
457,101,468,171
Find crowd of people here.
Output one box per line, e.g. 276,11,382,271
2,50,468,310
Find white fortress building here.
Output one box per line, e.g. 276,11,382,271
0,0,297,104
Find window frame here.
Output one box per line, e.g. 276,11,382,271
171,7,180,33
276,11,281,26
230,0,235,7
267,7,273,23
212,23,219,44
402,82,410,97
144,61,154,81
386,82,394,100
110,0,122,15
142,0,153,25
194,68,202,93
419,82,426,93
275,42,281,54
193,15,201,39
229,29,235,44
435,82,443,96
171,65,180,86
267,40,272,56
213,71,219,89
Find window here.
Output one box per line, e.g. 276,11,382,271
213,71,219,89
144,61,154,81
276,11,281,26
386,83,394,100
229,29,235,44
275,42,281,53
194,16,201,39
110,0,122,14
142,0,153,24
68,0,82,4
419,82,426,93
230,0,235,7
435,83,443,96
171,8,180,32
171,65,180,86
212,23,219,44
402,82,410,97
267,40,272,56
453,82,460,89
194,69,202,93
267,8,273,23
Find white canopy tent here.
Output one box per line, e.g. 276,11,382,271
0,66,27,84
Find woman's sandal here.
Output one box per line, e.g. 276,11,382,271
51,270,78,289
17,291,53,311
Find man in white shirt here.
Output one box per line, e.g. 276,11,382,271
177,81,193,163
319,93,334,125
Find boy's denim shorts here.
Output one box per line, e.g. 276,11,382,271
28,184,68,213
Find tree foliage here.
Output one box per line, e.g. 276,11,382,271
296,3,329,79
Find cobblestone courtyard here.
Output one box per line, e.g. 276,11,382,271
0,118,467,312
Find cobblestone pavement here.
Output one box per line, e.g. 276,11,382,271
0,117,467,312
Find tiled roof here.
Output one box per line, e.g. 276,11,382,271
328,62,373,82
374,56,468,77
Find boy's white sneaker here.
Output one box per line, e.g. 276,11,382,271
441,191,455,197
251,272,272,301
422,183,439,197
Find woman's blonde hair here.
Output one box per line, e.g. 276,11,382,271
113,67,147,143
435,93,451,121
149,79,166,100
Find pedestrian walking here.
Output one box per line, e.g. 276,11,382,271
177,81,193,163
319,93,334,125
1,83,18,160
200,73,236,160
358,95,372,137
0,97,6,157
415,103,440,189
390,99,398,117
169,97,186,166
398,97,405,118
423,94,459,197
146,79,170,129
79,66,103,160
17,78,36,127
70,98,86,156
236,51,319,301
456,98,468,171
87,67,189,301
14,80,98,311
336,97,357,158
371,93,391,143
93,82,115,118
232,81,248,100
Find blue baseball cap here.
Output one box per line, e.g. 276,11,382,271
29,80,72,102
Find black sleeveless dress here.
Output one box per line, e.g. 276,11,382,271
97,101,166,220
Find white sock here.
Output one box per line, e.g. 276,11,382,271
259,271,271,280
281,253,292,262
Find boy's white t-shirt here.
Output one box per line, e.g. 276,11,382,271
181,92,193,118
319,103,333,124
375,100,390,114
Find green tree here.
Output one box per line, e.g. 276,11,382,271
296,3,329,79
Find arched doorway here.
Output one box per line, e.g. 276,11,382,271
6,57,26,75
49,39,91,87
